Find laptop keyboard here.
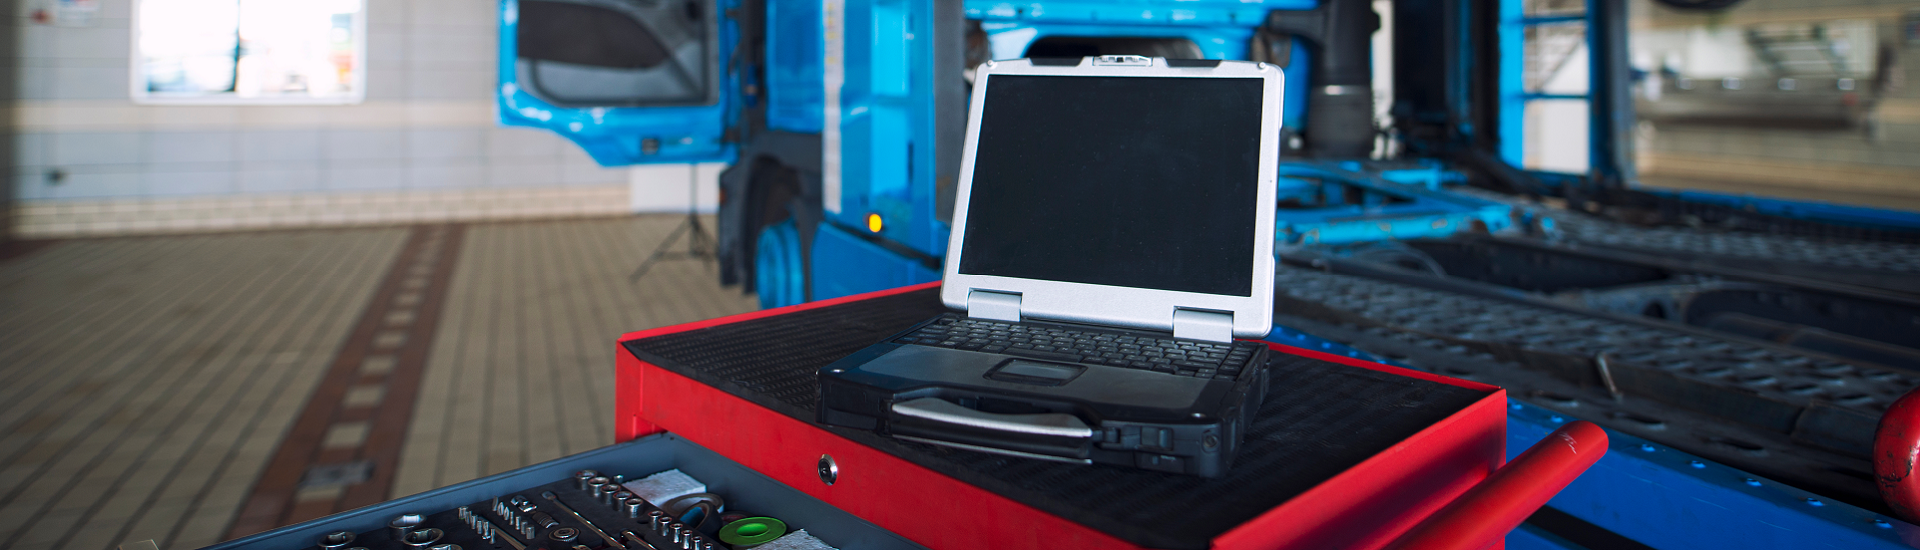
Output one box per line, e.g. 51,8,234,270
893,316,1260,380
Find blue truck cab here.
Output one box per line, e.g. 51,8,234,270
497,0,1322,308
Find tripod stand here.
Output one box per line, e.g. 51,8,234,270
630,164,716,282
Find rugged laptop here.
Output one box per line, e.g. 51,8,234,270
816,55,1282,477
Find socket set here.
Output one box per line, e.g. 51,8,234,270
307,470,768,550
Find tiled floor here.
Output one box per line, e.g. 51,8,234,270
394,218,758,494
0,215,758,550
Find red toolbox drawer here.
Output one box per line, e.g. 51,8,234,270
615,283,1512,550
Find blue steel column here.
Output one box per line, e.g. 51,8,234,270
1586,0,1635,188
1497,0,1524,166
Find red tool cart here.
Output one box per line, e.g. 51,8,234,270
616,282,1606,550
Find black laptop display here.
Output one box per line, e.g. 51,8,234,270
817,56,1283,477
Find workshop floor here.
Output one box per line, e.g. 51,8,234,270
0,215,759,550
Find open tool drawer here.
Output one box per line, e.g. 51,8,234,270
615,282,1585,550
199,434,926,550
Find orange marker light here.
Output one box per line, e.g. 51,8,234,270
866,213,884,233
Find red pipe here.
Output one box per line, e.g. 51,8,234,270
1384,420,1609,550
1875,386,1920,524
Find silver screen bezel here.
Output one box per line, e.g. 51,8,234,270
940,57,1281,338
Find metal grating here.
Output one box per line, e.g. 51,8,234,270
1272,267,1914,419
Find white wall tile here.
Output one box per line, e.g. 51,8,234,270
53,132,144,165
97,0,133,19
408,161,486,189
239,130,322,162
365,24,410,69
484,162,564,187
366,0,410,26
407,128,484,159
146,168,238,196
240,161,324,193
12,65,56,100
53,26,133,60
13,133,53,168
325,129,408,160
147,131,237,164
410,0,494,27
408,30,494,69
14,168,55,200
17,24,57,59
1,0,689,216
363,68,411,100
46,170,142,199
50,66,130,100
563,161,627,185
407,69,492,100
326,163,406,191
486,127,564,159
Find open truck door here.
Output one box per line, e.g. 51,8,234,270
498,0,738,165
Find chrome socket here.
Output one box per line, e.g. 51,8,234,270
388,513,425,541
318,531,356,549
624,497,645,518
509,494,535,513
399,528,444,547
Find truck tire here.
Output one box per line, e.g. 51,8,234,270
754,219,805,309
744,160,808,308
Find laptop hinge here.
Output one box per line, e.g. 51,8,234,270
967,290,1022,322
1173,309,1234,343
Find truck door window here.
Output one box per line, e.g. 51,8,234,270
515,0,718,107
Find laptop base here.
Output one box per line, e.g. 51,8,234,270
818,315,1271,477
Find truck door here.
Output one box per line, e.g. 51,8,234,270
498,0,738,165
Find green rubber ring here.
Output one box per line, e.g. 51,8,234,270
718,517,787,546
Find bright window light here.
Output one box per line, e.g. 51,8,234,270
133,0,365,104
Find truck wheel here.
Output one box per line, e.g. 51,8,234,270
754,219,805,309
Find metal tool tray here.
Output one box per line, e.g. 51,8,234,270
199,434,926,550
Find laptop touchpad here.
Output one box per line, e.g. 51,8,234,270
986,359,1086,386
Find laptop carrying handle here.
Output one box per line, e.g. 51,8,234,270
891,397,1093,438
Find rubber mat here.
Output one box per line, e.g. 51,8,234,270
624,288,1489,549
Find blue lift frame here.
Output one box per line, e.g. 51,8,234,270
1274,161,1513,246
1266,329,1919,549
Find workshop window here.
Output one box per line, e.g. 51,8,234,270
1518,0,1590,174
1627,1,1897,198
133,0,366,104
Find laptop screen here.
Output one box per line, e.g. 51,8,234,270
958,74,1265,297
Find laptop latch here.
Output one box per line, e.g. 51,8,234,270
967,290,1022,322
1173,309,1234,343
